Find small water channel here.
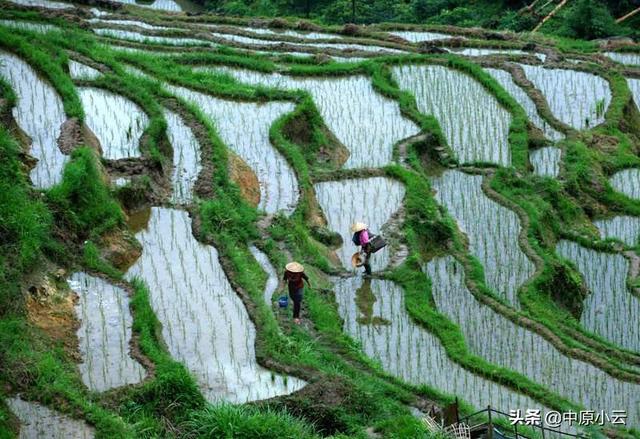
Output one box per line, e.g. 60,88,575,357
0,51,67,189
69,272,146,392
610,168,640,200
392,64,512,166
530,146,562,178
556,240,640,354
249,246,279,306
79,87,149,160
431,170,534,307
167,84,298,214
6,397,95,439
484,67,563,142
126,207,306,402
94,28,214,47
208,66,419,169
518,64,611,130
314,177,405,271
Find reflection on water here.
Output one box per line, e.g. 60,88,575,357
7,397,95,439
314,177,405,271
126,207,305,402
69,272,146,392
629,78,640,112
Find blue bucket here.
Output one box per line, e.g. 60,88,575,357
278,296,289,308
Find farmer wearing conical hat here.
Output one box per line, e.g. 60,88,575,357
352,222,372,275
283,261,310,325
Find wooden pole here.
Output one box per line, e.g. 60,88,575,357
533,0,568,32
616,6,640,23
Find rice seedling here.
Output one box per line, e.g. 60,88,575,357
5,0,72,9
518,64,611,130
314,177,405,271
557,240,640,355
610,168,640,200
68,272,146,392
388,31,462,43
530,146,562,178
78,87,149,160
606,52,640,67
6,397,95,439
594,215,640,247
484,67,564,142
68,60,102,80
249,246,279,306
431,170,534,307
0,51,67,189
629,78,640,112
392,64,512,166
208,66,419,168
167,84,299,214
126,207,306,403
0,19,60,34
426,255,640,428
164,108,201,205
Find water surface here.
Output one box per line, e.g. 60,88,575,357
69,60,102,80
606,52,640,67
164,108,201,204
7,397,94,439
610,168,640,200
530,146,561,178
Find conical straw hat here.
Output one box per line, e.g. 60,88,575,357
351,222,368,233
351,252,364,267
286,262,304,273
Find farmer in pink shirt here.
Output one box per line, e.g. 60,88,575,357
352,222,373,275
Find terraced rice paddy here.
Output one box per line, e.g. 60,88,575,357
163,108,201,204
388,30,460,42
7,398,95,438
69,272,146,392
250,246,279,306
530,146,562,177
557,241,640,354
126,207,306,402
79,87,149,160
519,64,611,130
211,67,419,168
7,0,72,8
236,26,338,40
426,255,640,428
431,170,534,307
110,0,183,11
168,84,298,214
392,64,512,165
314,177,405,271
94,28,214,47
630,78,640,111
594,216,640,246
606,52,640,67
0,51,67,188
610,168,640,200
68,60,102,80
484,67,563,141
0,19,59,33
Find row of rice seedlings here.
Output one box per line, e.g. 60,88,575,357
126,207,306,403
78,87,149,160
7,397,95,439
530,146,562,178
426,255,640,429
430,170,534,308
6,0,72,9
484,67,564,142
106,44,178,57
0,51,67,189
610,168,640,200
314,177,405,271
606,52,640,67
333,276,571,430
88,18,179,32
109,0,183,12
453,48,545,62
167,84,299,215
388,31,462,43
163,108,201,205
207,66,419,169
392,64,512,166
249,246,279,306
556,241,640,354
518,64,611,130
93,28,215,48
0,19,60,33
629,78,640,112
68,272,146,392
235,26,338,41
68,60,102,80
594,216,640,247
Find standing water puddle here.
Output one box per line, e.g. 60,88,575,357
78,87,149,160
208,67,419,168
69,60,102,80
314,177,405,271
69,272,146,391
0,51,67,189
518,64,611,130
7,397,95,438
530,146,562,178
167,84,298,214
431,170,534,307
610,168,640,200
484,67,563,141
250,246,279,306
392,64,512,166
126,207,305,402
164,108,201,204
426,255,640,428
556,241,640,354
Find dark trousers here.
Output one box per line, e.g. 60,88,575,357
289,287,303,318
362,244,372,274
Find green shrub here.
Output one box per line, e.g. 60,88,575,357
564,0,620,40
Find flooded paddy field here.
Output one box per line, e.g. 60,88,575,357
606,52,640,67
209,66,419,168
94,28,215,47
530,146,562,177
392,64,512,166
0,19,60,33
163,108,201,204
594,216,640,247
68,60,102,80
250,246,279,306
388,30,461,42
0,51,67,189
7,397,95,438
630,78,640,111
610,168,640,200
